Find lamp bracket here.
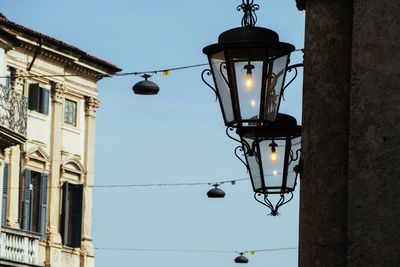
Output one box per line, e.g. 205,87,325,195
201,69,217,101
282,63,303,97
237,0,260,27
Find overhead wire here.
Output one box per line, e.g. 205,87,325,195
93,246,298,254
0,49,303,79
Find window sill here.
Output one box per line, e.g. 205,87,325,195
28,110,47,121
61,245,81,254
62,123,81,134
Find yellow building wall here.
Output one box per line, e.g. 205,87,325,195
3,40,108,267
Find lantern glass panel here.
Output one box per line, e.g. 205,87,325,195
210,51,234,123
233,60,263,121
264,55,289,121
226,48,267,124
243,137,263,191
286,136,301,190
259,139,286,193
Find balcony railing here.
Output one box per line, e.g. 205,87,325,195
0,83,27,148
0,227,41,265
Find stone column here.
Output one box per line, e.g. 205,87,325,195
80,96,99,267
46,82,65,263
299,0,353,266
6,146,21,228
347,0,400,265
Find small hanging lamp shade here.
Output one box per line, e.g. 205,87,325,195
234,253,249,264
132,74,159,95
207,184,225,198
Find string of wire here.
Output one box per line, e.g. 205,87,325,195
0,49,303,79
0,63,209,79
93,246,298,254
8,170,299,190
7,177,250,189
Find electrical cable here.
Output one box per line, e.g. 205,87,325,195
7,176,250,190
93,246,298,254
0,49,303,79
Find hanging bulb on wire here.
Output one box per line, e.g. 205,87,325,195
243,62,255,90
269,140,278,162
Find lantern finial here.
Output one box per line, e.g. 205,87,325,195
237,0,260,27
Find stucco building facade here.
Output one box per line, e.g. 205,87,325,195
0,14,120,266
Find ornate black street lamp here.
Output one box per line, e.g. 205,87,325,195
202,0,299,128
228,113,302,215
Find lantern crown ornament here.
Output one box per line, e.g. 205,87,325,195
202,0,296,128
227,113,302,216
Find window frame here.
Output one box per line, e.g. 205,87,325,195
28,83,50,115
60,181,83,248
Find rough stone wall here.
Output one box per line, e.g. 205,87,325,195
348,0,400,266
299,0,353,266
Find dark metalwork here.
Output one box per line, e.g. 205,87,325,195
0,83,27,149
27,38,43,72
237,0,260,27
234,253,249,263
207,184,225,198
283,63,303,94
202,0,297,128
254,192,294,216
295,0,305,11
234,146,247,169
132,74,160,95
201,69,217,101
234,113,301,215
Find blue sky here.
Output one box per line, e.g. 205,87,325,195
3,1,304,266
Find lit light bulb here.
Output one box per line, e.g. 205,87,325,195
273,170,278,176
251,99,256,107
269,140,278,162
246,72,253,90
243,62,255,90
270,152,277,162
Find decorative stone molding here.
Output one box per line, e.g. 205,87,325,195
24,145,50,172
52,82,66,103
84,96,100,117
12,68,28,93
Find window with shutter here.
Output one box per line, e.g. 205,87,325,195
28,84,49,115
20,169,48,239
60,182,83,248
2,163,9,226
28,84,40,111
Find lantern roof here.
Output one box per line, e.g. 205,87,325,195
237,113,301,139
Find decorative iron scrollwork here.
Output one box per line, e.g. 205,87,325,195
237,0,260,27
254,192,294,216
0,83,27,137
201,69,217,101
282,63,303,95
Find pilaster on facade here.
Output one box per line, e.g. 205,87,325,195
11,68,28,94
52,82,67,104
84,96,100,118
